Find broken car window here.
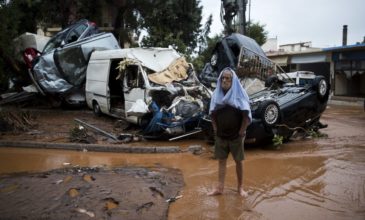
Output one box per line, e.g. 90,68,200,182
65,24,88,44
125,66,139,88
42,34,64,54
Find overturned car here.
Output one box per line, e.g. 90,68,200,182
201,33,330,144
85,48,212,140
24,19,120,106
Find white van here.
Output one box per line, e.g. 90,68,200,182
278,71,316,86
85,48,210,127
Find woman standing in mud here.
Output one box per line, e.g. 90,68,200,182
208,67,251,197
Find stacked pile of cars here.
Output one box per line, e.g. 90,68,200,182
22,20,330,144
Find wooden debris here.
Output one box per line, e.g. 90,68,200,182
0,110,36,132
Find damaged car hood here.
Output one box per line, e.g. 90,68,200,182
117,47,181,72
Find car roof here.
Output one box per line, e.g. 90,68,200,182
90,48,181,72
224,33,267,58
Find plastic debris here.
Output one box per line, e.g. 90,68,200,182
54,180,63,184
75,208,95,218
166,195,183,203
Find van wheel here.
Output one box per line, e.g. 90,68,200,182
93,102,101,116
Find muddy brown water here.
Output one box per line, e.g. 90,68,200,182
0,105,364,220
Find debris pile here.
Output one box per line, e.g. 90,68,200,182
0,110,36,132
69,124,96,144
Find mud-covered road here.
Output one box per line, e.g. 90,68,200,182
0,104,364,220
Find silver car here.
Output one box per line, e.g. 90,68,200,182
30,19,120,105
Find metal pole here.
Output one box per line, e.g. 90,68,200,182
168,128,202,141
74,118,118,140
243,0,247,34
248,0,251,25
237,0,247,35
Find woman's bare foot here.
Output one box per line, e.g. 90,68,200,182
238,187,248,197
207,187,224,196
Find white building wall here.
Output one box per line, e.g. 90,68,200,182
262,38,278,52
280,42,313,52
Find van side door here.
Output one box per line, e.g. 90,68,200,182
85,58,110,113
123,64,146,119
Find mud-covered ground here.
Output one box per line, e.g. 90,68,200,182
0,166,184,220
0,107,187,220
0,107,133,144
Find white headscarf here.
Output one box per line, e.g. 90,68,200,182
209,67,252,123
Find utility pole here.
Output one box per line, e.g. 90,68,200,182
237,0,247,35
247,0,251,36
222,0,247,35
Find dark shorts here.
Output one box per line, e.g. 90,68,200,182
214,135,245,161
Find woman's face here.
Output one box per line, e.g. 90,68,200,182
221,70,233,92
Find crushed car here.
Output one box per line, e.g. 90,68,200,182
200,33,330,145
85,47,212,140
23,19,120,106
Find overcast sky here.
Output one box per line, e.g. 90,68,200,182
200,0,365,48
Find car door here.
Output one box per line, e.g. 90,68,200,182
54,23,89,82
123,65,146,119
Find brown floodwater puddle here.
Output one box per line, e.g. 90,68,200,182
1,141,364,220
0,105,364,219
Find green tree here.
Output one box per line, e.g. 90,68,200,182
0,0,108,92
246,21,268,46
140,0,203,55
0,0,206,91
103,0,152,48
0,0,42,92
192,34,222,73
36,0,103,29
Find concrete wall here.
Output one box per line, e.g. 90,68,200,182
334,71,347,95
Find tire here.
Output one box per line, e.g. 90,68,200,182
257,100,280,127
93,101,101,117
313,76,329,102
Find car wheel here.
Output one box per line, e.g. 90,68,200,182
257,100,280,126
313,77,329,102
318,79,328,98
93,101,101,116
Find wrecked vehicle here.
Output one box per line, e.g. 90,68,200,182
200,33,330,144
25,19,120,106
85,48,212,140
199,33,271,91
277,70,317,86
